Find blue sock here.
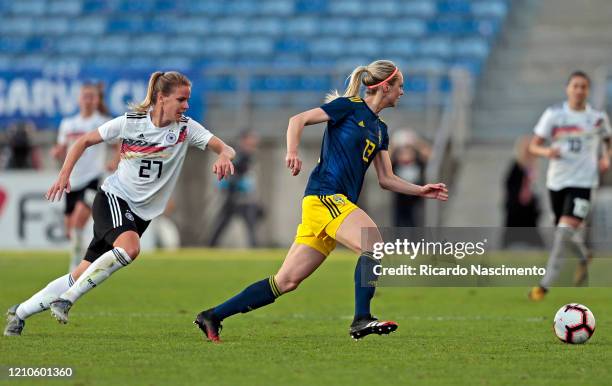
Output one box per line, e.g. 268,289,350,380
213,276,282,320
354,252,379,319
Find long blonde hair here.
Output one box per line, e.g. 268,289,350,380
325,60,399,103
131,71,191,112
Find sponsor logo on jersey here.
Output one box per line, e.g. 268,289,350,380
125,211,134,221
358,121,365,127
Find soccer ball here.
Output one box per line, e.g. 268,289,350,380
553,303,595,344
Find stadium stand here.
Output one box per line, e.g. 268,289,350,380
0,0,509,96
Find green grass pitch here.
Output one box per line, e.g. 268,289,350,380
1,249,610,386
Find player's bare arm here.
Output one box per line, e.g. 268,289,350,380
207,136,236,181
46,130,104,202
599,138,610,172
529,135,560,159
373,150,448,201
286,107,330,176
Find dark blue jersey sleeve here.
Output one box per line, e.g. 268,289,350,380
380,122,389,151
320,97,354,126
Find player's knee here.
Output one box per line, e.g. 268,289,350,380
276,276,301,293
121,244,140,260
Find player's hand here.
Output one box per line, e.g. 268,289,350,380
286,151,302,176
212,154,234,181
547,147,561,159
599,156,610,173
46,173,71,202
420,183,448,201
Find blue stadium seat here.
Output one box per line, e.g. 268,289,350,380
94,36,130,55
116,0,156,13
238,37,275,57
418,38,453,58
275,38,308,54
107,18,145,33
369,1,399,17
54,37,94,55
393,19,427,37
166,37,201,57
172,17,213,35
70,17,107,35
398,0,436,17
214,18,248,36
471,1,508,18
200,38,237,58
318,18,352,36
383,39,418,58
0,37,28,54
10,0,46,16
356,19,389,37
82,0,111,13
309,38,344,57
131,35,166,56
285,17,318,36
33,18,70,36
226,1,259,16
157,57,194,71
328,0,363,16
453,37,489,58
47,0,83,16
437,0,472,15
248,18,283,36
258,0,294,16
295,0,327,14
0,17,34,36
406,58,447,73
272,54,307,68
346,38,379,57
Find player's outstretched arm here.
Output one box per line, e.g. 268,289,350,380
208,136,236,181
286,107,330,176
46,130,104,202
373,150,448,201
529,135,560,159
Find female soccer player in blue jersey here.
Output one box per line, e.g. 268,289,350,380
195,60,448,342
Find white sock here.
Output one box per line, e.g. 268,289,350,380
540,224,572,288
15,274,74,320
60,247,132,304
69,228,84,272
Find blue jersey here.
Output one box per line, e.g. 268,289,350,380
304,96,389,203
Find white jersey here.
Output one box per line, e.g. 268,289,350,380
534,102,611,191
58,111,110,190
98,111,214,220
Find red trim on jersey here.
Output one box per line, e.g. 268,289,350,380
177,128,187,144
552,125,583,138
121,143,169,154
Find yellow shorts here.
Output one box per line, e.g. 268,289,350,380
294,194,359,256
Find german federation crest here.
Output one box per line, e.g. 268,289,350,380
165,131,178,144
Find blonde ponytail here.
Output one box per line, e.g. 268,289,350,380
324,60,399,103
130,71,191,112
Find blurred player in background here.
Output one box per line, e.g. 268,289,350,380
528,71,611,300
51,83,113,272
4,71,235,336
195,60,448,342
208,128,264,247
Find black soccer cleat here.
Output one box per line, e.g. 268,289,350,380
194,309,223,343
350,315,398,340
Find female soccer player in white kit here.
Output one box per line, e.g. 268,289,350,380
4,71,235,336
528,71,611,300
52,83,112,272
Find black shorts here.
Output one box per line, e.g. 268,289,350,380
548,187,591,225
65,178,99,215
84,190,150,263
